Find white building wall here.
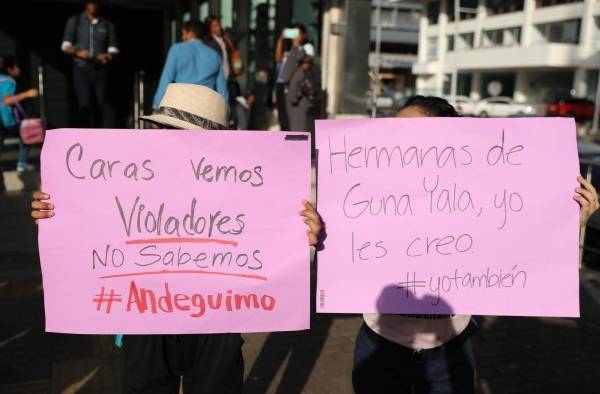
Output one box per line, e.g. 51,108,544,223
414,0,600,102
321,1,345,115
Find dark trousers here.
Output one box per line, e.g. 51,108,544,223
121,333,244,394
352,324,475,394
0,125,29,166
73,64,107,127
275,83,289,131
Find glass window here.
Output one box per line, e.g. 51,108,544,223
483,27,521,47
447,35,454,51
486,0,524,15
484,29,503,47
443,74,451,95
506,27,521,45
594,17,600,51
457,73,472,96
199,2,209,20
427,37,438,60
536,0,582,7
426,1,440,25
447,0,478,21
458,32,474,50
373,9,395,27
536,19,580,44
220,0,233,28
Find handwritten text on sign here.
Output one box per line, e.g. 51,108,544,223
39,129,310,334
315,118,579,317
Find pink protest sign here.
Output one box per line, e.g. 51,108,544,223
316,117,580,317
39,129,311,334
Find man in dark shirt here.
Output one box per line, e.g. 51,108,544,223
62,0,118,127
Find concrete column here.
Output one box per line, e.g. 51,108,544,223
416,76,427,95
573,68,588,98
321,0,344,116
340,0,372,114
514,69,529,103
437,0,449,96
474,0,487,50
578,0,596,58
471,71,482,101
417,14,429,63
521,0,536,47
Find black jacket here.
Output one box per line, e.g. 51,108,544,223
62,13,118,66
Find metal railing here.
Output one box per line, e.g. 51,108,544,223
580,159,600,268
132,70,145,129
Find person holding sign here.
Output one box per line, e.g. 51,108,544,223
350,96,599,394
31,83,322,394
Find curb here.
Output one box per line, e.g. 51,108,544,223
1,170,40,192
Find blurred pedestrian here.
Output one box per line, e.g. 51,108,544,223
31,83,322,393
204,15,234,80
274,31,290,131
62,0,119,128
280,24,319,132
204,15,243,127
0,55,39,172
153,19,228,113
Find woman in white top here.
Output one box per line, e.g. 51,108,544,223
352,95,599,394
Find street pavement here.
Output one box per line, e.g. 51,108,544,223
1,170,600,394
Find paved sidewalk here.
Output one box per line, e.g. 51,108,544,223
2,174,600,394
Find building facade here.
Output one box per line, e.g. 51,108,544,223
413,0,600,103
369,1,421,101
321,0,422,116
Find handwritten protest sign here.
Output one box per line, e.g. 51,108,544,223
39,129,311,334
316,117,580,317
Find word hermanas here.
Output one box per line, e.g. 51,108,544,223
328,135,473,174
126,281,276,317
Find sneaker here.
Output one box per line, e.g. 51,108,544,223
16,162,35,173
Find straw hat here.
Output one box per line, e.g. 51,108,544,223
140,83,228,130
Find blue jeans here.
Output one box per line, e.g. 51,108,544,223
352,323,475,394
0,125,29,166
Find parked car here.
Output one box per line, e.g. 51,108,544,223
473,96,536,117
546,97,595,120
444,95,475,115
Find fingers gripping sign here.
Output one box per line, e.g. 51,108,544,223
299,199,322,247
31,191,54,224
575,175,600,227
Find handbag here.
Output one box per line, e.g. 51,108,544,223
230,49,244,77
14,99,45,144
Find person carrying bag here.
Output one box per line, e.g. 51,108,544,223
0,54,40,172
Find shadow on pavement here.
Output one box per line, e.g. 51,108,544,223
474,272,600,394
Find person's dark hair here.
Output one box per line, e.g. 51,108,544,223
400,95,460,117
183,19,205,38
293,23,307,35
85,0,100,5
0,55,17,75
204,15,221,37
292,23,308,44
